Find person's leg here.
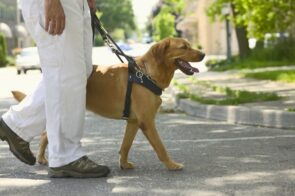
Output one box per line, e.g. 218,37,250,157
45,0,109,177
35,0,87,167
83,0,94,78
0,80,45,165
37,0,108,174
0,78,45,164
0,0,48,165
1,0,109,177
2,79,46,141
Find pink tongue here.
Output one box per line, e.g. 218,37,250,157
190,66,199,73
178,59,199,75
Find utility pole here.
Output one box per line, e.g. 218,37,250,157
222,3,232,62
16,0,20,48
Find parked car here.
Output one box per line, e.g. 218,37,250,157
16,47,41,75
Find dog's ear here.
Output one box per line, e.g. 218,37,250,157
151,38,171,63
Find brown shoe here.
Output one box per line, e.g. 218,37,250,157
48,156,110,178
0,118,36,165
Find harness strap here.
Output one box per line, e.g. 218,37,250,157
129,73,162,96
122,62,163,119
122,72,133,119
91,12,163,120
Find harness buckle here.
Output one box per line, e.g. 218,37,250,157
135,71,144,83
122,116,129,120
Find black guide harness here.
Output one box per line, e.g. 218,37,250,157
91,13,163,120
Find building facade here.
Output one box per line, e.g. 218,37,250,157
177,0,239,56
0,0,31,55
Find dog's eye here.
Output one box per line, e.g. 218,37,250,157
180,45,188,49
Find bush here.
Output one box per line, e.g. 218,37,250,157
94,35,104,46
6,56,15,66
209,38,295,71
110,28,125,42
206,58,227,69
250,38,295,62
0,33,7,67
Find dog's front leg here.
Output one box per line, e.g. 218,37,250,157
141,121,184,170
119,119,139,169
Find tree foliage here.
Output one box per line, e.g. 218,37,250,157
207,0,295,39
95,0,136,33
153,8,176,41
162,0,185,15
152,0,185,41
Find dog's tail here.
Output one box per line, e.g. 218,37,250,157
11,91,26,102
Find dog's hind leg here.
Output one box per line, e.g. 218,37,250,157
119,119,139,169
140,121,184,171
37,132,48,165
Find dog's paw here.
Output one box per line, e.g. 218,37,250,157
165,161,184,171
120,161,135,170
37,157,48,165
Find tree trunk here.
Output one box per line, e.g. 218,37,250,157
289,23,295,41
235,26,250,58
231,4,250,58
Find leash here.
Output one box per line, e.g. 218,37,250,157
91,12,162,119
91,12,137,72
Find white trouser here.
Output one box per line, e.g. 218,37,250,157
2,0,93,167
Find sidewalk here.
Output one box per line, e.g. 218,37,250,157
161,66,295,129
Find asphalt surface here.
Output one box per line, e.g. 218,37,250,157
1,68,295,196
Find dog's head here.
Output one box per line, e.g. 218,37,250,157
148,37,205,76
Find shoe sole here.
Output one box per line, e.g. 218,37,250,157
0,128,36,165
48,168,110,178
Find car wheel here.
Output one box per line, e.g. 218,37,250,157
24,69,27,74
17,70,21,75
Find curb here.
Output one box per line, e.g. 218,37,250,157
177,99,295,129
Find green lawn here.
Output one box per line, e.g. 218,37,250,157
208,42,295,72
210,59,295,71
243,70,295,83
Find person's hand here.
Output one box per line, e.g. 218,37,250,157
44,0,65,35
87,0,96,12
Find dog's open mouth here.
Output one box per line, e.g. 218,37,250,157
175,58,199,75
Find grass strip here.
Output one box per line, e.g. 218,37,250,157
174,81,281,105
287,108,295,112
243,70,295,83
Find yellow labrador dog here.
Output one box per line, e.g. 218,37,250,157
12,37,205,170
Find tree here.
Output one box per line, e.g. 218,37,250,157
152,0,185,41
207,0,250,58
153,7,176,41
207,0,295,57
96,0,135,33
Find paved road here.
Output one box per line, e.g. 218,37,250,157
1,68,295,196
